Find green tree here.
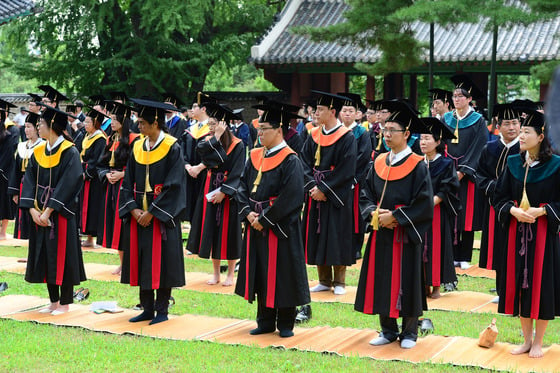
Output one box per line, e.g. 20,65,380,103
0,0,277,100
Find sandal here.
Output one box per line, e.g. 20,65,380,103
74,288,90,302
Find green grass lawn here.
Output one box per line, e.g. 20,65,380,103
0,236,557,372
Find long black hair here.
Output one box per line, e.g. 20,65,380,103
520,125,553,164
99,116,134,169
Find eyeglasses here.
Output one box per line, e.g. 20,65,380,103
382,128,406,135
257,126,274,133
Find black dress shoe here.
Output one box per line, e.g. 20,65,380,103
149,313,168,325
418,318,434,335
129,311,154,322
295,304,312,323
249,327,275,335
0,282,7,292
279,329,294,338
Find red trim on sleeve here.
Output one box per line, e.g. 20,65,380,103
130,219,139,286
220,197,230,259
266,230,278,308
389,227,404,318
151,219,162,289
505,217,517,315
486,206,496,269
530,207,548,319
363,231,377,314
464,180,475,231
81,180,90,233
432,204,442,286
244,229,251,301
353,185,360,234
198,172,212,253
111,180,123,249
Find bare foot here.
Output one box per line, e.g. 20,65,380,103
511,342,532,355
111,266,122,275
207,277,220,285
0,234,7,241
529,344,544,358
52,304,69,314
431,286,441,299
39,302,59,313
222,277,234,286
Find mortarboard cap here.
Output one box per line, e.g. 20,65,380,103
162,93,184,108
252,104,304,127
40,105,72,132
204,103,240,122
420,117,456,140
0,99,17,113
263,100,300,113
493,103,521,121
109,91,128,102
521,109,545,133
536,101,545,111
383,100,427,133
429,88,454,107
28,93,42,103
232,108,244,121
65,105,77,113
22,110,41,126
110,102,134,119
337,92,367,112
38,85,68,103
86,107,109,124
89,95,106,107
450,74,484,100
197,92,219,107
130,98,177,120
311,90,350,112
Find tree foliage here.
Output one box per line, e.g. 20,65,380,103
0,0,277,100
295,0,559,78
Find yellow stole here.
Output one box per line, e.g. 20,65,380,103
188,123,210,140
33,141,74,168
81,132,107,158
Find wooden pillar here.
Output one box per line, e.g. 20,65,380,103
540,82,549,101
384,73,404,99
366,75,376,102
330,72,347,93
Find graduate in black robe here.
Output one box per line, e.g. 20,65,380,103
20,106,86,314
301,91,357,296
182,98,213,222
443,75,488,269
338,93,373,260
162,93,188,144
418,118,460,299
79,109,107,247
119,98,186,325
0,108,16,240
8,112,44,239
493,110,560,358
476,104,520,302
186,104,245,286
235,105,310,337
97,102,139,274
355,102,433,349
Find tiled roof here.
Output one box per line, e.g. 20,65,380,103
0,0,35,25
251,0,560,67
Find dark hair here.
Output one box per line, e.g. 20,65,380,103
218,126,234,153
454,87,471,99
141,113,166,131
99,118,133,169
92,117,102,130
520,126,553,163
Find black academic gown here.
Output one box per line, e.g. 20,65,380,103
285,127,303,155
8,140,44,239
97,133,140,249
0,133,15,220
424,155,460,286
355,151,433,318
72,126,87,153
79,132,106,237
476,138,520,271
20,139,86,286
494,154,560,320
443,110,487,232
119,134,186,290
350,124,373,256
235,146,310,308
165,115,188,145
301,125,357,266
186,135,245,260
181,121,211,222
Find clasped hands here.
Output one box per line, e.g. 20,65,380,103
510,206,546,224
186,163,206,178
30,207,53,227
309,186,327,201
247,211,264,231
372,208,398,229
132,208,153,227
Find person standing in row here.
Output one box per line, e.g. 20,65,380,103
20,106,86,314
301,91,357,296
80,109,108,248
235,105,310,338
355,101,433,349
119,98,186,325
97,102,139,274
0,100,17,240
186,103,245,286
419,117,460,299
8,111,44,239
443,74,487,270
476,103,520,303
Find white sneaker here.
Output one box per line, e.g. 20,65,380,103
369,336,392,346
400,339,417,349
460,261,471,270
333,286,346,295
310,284,331,292
491,296,499,304
454,261,460,267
